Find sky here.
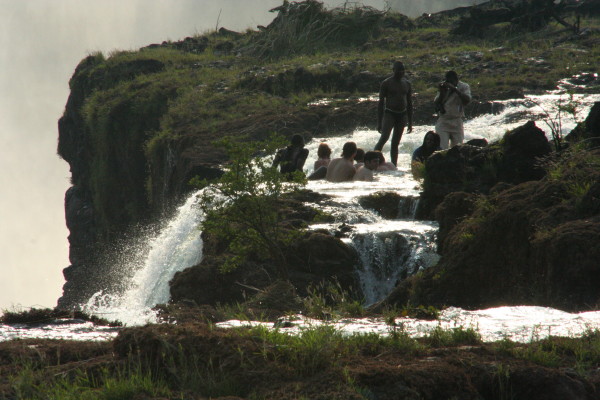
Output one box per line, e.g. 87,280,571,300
0,0,475,311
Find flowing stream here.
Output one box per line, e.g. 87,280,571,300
1,86,599,342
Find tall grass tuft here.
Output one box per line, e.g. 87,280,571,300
242,0,384,59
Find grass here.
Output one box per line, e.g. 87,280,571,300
302,280,365,319
8,364,172,400
5,322,600,399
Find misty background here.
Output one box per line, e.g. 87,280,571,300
0,0,476,311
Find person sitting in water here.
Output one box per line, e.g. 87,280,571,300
375,151,397,171
272,134,309,177
354,148,365,170
411,130,441,179
308,142,331,180
325,141,357,182
353,151,380,182
313,142,332,170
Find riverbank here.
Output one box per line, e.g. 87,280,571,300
1,315,600,399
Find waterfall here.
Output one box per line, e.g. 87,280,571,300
349,220,439,305
397,196,420,219
83,190,204,325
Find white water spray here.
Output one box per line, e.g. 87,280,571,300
84,190,204,325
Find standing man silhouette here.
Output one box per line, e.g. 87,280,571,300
375,60,413,166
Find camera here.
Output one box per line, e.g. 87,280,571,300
435,82,448,115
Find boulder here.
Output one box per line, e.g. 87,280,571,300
357,191,404,219
566,101,600,146
375,148,600,311
416,120,551,219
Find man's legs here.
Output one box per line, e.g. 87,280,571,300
389,114,406,166
436,118,450,150
375,112,394,151
449,120,464,148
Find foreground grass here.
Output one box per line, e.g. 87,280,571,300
3,321,599,399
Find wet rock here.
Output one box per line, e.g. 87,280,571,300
500,120,552,182
243,280,303,317
434,192,478,255
465,138,488,147
566,101,600,145
377,148,600,311
357,191,403,219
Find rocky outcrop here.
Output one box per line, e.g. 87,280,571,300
566,101,600,146
170,229,361,307
377,140,600,311
416,120,551,220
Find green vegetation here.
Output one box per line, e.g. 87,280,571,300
192,134,307,278
545,147,600,204
302,280,365,319
7,323,599,399
0,307,120,327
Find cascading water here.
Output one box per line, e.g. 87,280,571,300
83,190,205,325
350,221,439,305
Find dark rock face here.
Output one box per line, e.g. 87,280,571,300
169,230,361,307
416,120,551,219
357,191,404,219
501,120,552,182
433,192,478,255
566,101,600,146
377,146,600,312
56,56,171,309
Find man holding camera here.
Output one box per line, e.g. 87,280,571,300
434,70,471,149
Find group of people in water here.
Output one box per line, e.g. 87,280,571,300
273,61,471,182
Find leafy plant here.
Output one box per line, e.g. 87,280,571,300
192,133,307,279
528,93,582,151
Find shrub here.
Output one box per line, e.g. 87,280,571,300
192,133,307,279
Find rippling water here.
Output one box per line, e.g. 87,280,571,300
217,306,600,343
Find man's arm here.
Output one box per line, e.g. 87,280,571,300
377,82,387,132
295,148,309,170
406,81,413,133
446,82,471,105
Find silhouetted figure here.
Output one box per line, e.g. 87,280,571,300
375,61,413,166
273,134,309,177
411,131,441,179
354,148,365,170
374,151,397,171
313,142,332,170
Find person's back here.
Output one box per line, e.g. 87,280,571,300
326,158,355,182
273,134,308,175
353,166,373,181
325,142,357,182
279,146,308,174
